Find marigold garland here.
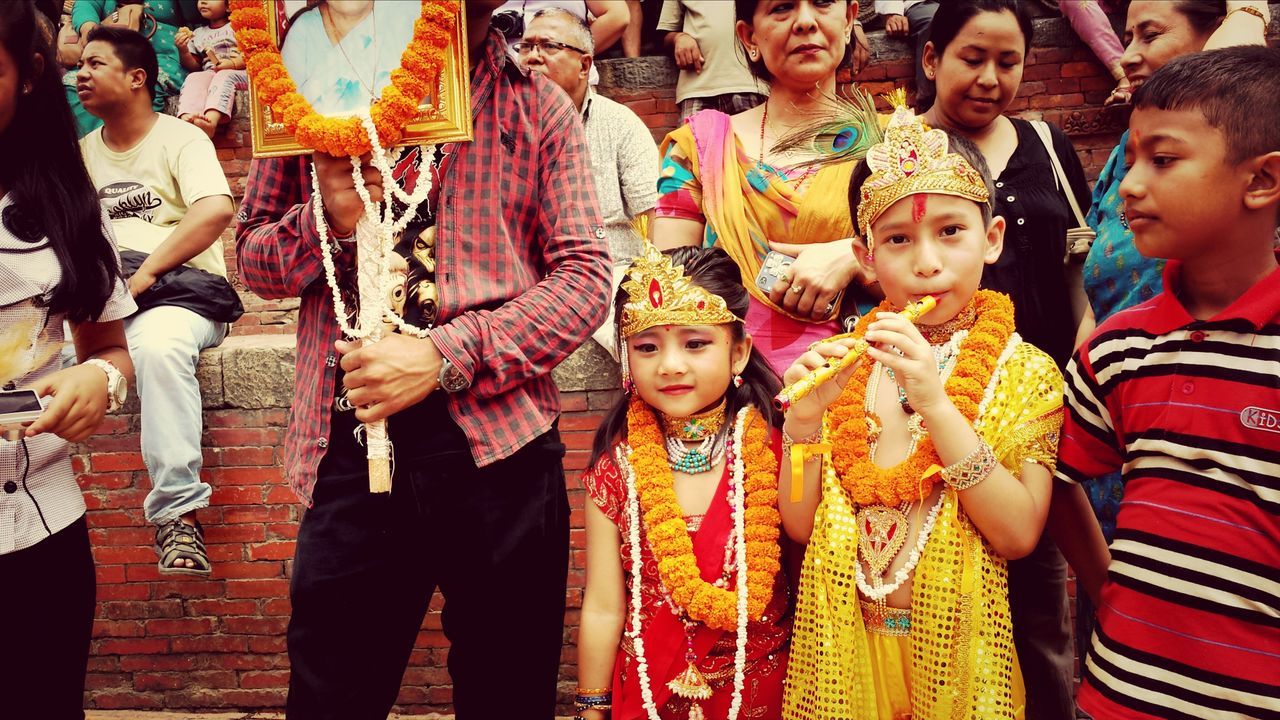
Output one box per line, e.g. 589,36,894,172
829,290,1015,507
229,0,458,157
626,396,781,631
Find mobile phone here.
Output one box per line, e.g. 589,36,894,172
755,250,796,294
0,389,43,427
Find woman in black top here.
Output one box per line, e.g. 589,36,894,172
921,0,1091,369
917,4,1089,720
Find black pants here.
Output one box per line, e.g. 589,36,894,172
1008,531,1076,720
285,428,570,720
0,516,96,720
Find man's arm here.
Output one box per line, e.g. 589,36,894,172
429,85,612,398
586,0,629,54
129,194,233,296
618,111,659,220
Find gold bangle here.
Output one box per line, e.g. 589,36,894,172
576,688,611,696
941,440,998,491
1226,5,1267,23
783,426,831,503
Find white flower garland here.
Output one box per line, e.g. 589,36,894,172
972,332,1021,434
621,406,752,720
311,109,437,340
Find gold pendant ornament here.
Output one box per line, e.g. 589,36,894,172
856,505,909,579
668,661,714,700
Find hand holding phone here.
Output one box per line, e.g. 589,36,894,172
755,250,796,294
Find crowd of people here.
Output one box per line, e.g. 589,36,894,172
0,0,1277,719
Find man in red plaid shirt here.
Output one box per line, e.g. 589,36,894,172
235,3,611,717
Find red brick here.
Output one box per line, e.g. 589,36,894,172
205,523,268,543
222,616,290,635
90,452,147,472
240,670,291,689
210,485,267,505
1061,61,1099,78
217,560,285,579
96,637,170,655
247,540,296,561
170,635,249,653
226,579,291,598
209,466,284,485
146,618,217,636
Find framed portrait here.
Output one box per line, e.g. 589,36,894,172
246,0,472,158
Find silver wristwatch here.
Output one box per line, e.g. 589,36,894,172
84,358,127,412
438,356,470,393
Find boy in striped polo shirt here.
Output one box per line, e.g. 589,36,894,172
1051,46,1280,719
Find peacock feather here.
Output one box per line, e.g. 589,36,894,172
771,87,885,170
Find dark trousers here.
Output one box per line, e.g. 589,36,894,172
1008,531,1076,720
0,516,96,720
285,429,570,720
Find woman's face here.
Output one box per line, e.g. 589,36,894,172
1120,1,1216,91
922,10,1026,131
326,0,373,19
737,0,855,90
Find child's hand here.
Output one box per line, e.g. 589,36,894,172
24,365,110,443
864,312,949,415
782,336,863,427
175,26,193,49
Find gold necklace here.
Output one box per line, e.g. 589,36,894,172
660,399,728,441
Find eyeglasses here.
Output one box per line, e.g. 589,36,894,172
512,40,588,57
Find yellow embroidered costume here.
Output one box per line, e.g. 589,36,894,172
782,107,1065,720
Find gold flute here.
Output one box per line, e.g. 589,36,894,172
773,295,937,411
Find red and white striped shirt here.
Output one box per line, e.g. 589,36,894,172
1058,260,1280,719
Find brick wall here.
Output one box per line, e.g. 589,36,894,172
78,9,1280,715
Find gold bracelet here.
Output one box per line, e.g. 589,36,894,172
941,440,998,491
576,688,611,696
1226,5,1267,23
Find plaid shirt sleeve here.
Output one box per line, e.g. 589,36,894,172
235,156,324,299
430,73,612,399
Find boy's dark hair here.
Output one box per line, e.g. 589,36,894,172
733,0,854,84
85,25,158,99
589,247,784,466
928,0,1034,55
848,130,996,233
0,0,120,323
1131,45,1280,164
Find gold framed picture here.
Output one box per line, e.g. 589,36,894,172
246,0,472,158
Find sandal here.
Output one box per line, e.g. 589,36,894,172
155,518,212,577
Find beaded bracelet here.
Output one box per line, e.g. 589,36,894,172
574,689,612,713
941,439,997,491
1226,5,1267,24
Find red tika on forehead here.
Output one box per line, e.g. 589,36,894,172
912,194,928,224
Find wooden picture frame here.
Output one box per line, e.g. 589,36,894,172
246,0,472,158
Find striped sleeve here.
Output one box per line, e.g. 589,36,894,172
1056,344,1123,485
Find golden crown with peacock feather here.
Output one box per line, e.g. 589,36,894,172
856,104,991,250
620,243,738,338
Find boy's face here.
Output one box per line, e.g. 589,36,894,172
1120,107,1248,261
855,194,1004,324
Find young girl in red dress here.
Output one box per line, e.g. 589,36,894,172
575,245,793,720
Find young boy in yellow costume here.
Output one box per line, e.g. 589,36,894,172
776,105,1064,719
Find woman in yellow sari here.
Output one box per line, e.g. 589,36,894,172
652,0,873,373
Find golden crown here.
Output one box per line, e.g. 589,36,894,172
619,244,738,338
856,104,990,249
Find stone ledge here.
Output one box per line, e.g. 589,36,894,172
131,334,621,416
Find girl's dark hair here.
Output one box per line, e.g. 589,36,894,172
0,0,119,322
848,130,996,230
733,0,853,84
589,247,784,466
928,0,1035,56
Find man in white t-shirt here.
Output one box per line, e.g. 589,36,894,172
76,27,235,577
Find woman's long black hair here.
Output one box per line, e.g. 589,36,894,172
0,0,119,322
589,247,784,467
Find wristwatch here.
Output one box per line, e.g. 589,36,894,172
438,356,470,393
84,357,127,412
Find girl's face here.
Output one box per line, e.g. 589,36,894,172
922,10,1026,131
196,0,228,21
856,194,1004,324
1120,1,1216,92
627,324,751,419
0,44,21,139
737,0,855,91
